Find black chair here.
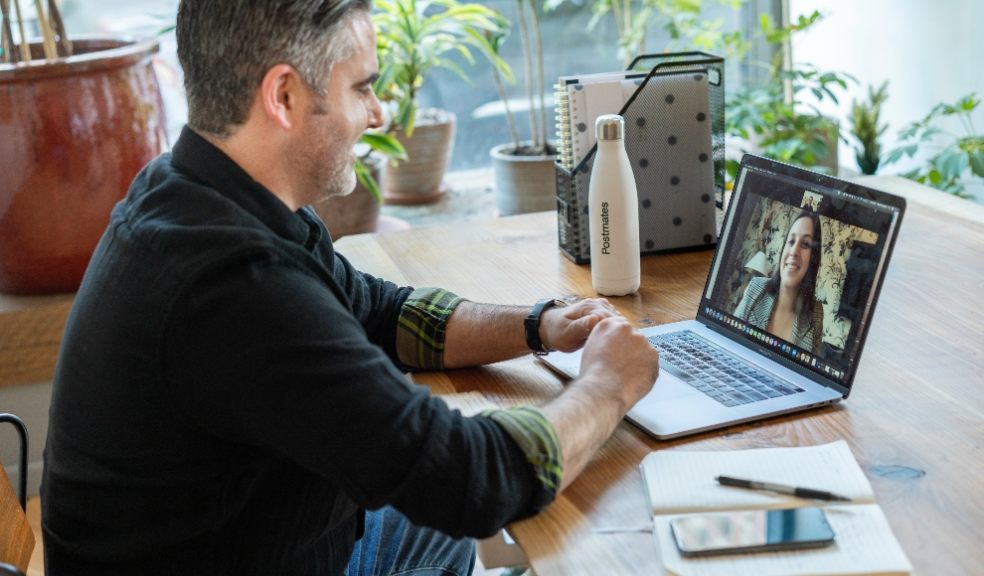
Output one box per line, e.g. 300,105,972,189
0,414,27,511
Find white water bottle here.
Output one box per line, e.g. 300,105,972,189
589,114,640,296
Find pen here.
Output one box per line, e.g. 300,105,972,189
715,475,852,502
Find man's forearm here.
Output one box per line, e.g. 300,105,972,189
443,301,530,368
442,298,618,369
444,306,658,496
539,374,626,491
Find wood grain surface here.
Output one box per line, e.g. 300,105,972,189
1,180,980,575
338,197,984,576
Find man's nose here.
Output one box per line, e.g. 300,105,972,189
367,93,384,129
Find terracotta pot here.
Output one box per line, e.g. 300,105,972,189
382,108,455,205
313,153,384,241
0,36,168,294
490,142,558,216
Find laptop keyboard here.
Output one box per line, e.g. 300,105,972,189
649,331,805,407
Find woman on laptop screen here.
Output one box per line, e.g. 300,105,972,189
734,211,824,354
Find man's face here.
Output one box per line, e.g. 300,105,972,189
290,12,383,203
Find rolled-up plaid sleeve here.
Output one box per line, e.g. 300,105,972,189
396,287,465,370
484,406,563,505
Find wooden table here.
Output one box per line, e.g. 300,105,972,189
337,178,984,576
1,178,980,574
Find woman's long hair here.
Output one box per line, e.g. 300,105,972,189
757,210,823,321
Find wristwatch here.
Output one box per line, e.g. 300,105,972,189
525,298,567,355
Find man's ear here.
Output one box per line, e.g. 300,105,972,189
258,64,305,131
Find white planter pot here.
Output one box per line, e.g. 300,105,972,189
490,142,558,216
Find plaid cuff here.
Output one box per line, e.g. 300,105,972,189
396,287,464,370
485,406,563,499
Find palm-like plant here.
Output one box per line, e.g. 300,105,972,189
488,0,551,156
849,81,889,175
373,0,512,136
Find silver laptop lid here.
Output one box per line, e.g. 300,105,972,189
697,155,906,396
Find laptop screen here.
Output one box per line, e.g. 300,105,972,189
699,155,905,392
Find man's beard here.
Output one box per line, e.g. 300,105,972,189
294,134,357,204
318,150,358,201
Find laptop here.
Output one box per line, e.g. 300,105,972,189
541,154,906,439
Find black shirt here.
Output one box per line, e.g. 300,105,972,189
41,128,543,575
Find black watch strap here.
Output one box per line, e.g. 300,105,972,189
525,298,567,355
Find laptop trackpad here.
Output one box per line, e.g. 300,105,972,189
642,371,702,402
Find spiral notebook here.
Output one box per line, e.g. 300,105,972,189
555,71,648,170
554,68,718,260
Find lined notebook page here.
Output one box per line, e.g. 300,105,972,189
656,503,912,576
642,441,875,514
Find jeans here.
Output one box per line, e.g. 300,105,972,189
346,506,476,576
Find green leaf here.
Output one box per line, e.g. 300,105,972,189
396,98,417,135
725,159,741,181
919,127,941,142
968,150,984,178
374,62,399,95
935,150,968,181
360,132,408,161
882,145,913,165
959,93,980,112
354,159,383,203
759,12,772,34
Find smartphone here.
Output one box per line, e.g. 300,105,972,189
670,507,835,557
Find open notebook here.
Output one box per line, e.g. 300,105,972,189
642,441,911,576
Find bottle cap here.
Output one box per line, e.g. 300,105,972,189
595,114,624,141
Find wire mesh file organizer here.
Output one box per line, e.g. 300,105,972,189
555,52,725,263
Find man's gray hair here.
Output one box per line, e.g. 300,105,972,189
177,0,372,138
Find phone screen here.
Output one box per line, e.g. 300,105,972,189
670,507,835,557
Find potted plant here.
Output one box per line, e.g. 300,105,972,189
884,92,984,200
487,0,560,216
725,10,853,179
373,0,509,204
849,81,890,175
0,1,168,294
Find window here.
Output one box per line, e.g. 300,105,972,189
56,0,774,173
422,0,772,172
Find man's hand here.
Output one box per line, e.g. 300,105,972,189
577,316,660,411
539,298,620,353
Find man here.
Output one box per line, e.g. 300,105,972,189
41,1,660,574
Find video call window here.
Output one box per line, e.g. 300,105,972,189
704,168,898,382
